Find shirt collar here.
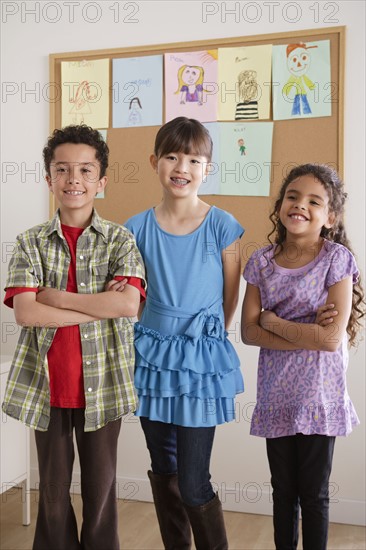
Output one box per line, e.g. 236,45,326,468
43,209,108,242
43,210,63,238
89,209,109,242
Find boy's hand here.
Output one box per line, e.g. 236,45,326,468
105,278,128,292
37,287,64,308
315,303,338,326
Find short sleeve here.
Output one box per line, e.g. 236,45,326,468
325,245,359,288
5,237,40,290
114,276,146,301
214,208,244,251
243,249,261,287
124,218,135,235
124,209,149,245
4,287,38,309
109,230,146,288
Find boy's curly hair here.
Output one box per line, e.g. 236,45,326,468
43,124,109,177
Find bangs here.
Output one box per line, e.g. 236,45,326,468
158,133,211,159
154,118,212,161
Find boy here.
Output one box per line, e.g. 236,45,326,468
2,124,146,550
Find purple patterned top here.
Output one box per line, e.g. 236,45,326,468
243,240,360,438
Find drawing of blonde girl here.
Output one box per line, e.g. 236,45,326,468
175,65,204,105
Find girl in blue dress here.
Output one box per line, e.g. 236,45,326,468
121,117,244,549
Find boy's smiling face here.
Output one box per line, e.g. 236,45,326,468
46,143,107,223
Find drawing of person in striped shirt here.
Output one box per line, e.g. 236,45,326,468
235,69,259,120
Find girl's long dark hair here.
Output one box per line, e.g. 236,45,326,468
268,164,365,346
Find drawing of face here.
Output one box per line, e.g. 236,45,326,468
238,139,244,146
182,66,200,85
287,47,311,76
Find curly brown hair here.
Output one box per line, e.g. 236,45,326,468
43,124,109,178
268,163,365,346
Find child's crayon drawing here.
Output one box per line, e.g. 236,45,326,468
165,50,218,122
218,45,272,121
272,40,331,120
61,59,109,128
113,55,163,128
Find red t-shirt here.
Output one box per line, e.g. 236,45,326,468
4,224,145,408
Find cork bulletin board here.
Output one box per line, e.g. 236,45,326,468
49,26,345,261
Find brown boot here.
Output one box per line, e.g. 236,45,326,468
148,470,192,550
184,493,228,550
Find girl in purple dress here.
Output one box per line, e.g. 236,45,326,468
241,164,365,550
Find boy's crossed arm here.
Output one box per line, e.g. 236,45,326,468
13,282,140,328
13,291,98,327
36,283,140,320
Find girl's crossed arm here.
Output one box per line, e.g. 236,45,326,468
241,283,301,350
259,277,352,352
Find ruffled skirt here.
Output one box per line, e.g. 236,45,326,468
133,321,244,427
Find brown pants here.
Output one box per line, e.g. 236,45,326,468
33,408,121,550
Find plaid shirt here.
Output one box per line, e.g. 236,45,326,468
2,209,146,432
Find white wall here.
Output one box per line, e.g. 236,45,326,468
1,0,365,526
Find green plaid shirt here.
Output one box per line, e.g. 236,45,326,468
2,209,146,432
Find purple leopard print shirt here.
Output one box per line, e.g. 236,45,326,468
243,240,360,438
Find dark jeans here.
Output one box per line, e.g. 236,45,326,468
266,434,336,550
140,416,216,507
33,408,121,550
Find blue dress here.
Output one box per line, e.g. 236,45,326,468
125,206,244,427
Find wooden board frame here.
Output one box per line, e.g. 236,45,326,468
49,26,345,256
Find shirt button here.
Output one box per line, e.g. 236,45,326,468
79,255,84,260
80,282,86,287
83,334,88,339
86,360,91,365
87,387,93,392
